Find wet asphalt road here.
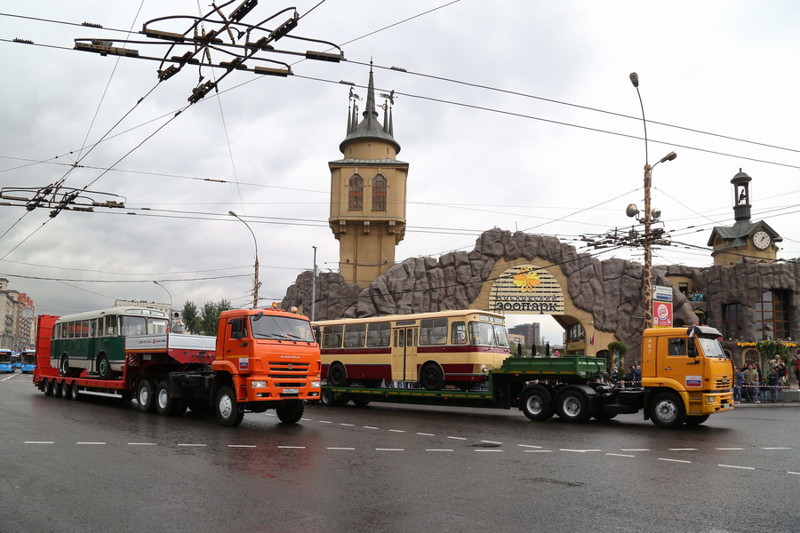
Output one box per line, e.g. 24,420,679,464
2,373,799,533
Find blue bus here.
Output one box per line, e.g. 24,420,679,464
20,350,36,373
0,349,14,373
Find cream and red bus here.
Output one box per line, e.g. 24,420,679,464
315,309,511,390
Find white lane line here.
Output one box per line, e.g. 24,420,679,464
375,448,404,452
475,449,503,453
518,444,542,449
339,423,354,427
668,448,698,451
77,442,106,445
447,436,467,440
607,453,635,458
762,447,791,450
327,447,355,451
128,442,157,446
788,471,800,476
718,464,755,470
716,447,744,451
228,445,256,448
426,449,453,452
416,432,434,436
388,429,406,433
318,420,333,424
178,443,206,447
560,449,602,453
24,441,54,444
277,446,306,449
300,418,311,421
363,426,379,430
621,448,650,452
523,450,553,453
481,440,502,445
659,458,691,464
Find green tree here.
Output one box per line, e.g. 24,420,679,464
756,339,789,364
200,301,220,335
181,301,199,334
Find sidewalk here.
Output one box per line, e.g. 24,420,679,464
734,388,800,407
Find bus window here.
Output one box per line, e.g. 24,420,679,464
344,324,366,348
367,322,391,347
106,315,118,336
90,319,99,338
420,318,448,345
322,325,343,348
451,322,467,345
121,316,147,336
147,318,169,335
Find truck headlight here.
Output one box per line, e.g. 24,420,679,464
251,381,267,388
312,380,321,388
707,396,716,404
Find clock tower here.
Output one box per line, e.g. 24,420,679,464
328,66,409,287
707,169,781,265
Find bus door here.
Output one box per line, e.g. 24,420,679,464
391,326,418,382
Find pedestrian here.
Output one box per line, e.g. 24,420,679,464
733,366,744,404
767,367,780,402
608,365,619,384
743,364,760,403
760,378,770,403
631,364,641,386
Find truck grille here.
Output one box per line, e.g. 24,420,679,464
715,378,731,389
269,361,309,376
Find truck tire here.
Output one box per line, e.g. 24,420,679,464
276,400,304,424
215,385,245,427
156,380,187,417
43,379,54,397
136,378,157,413
520,387,554,421
96,354,112,380
68,383,80,400
320,388,347,407
328,363,348,387
650,392,686,429
53,381,64,399
59,355,71,377
685,414,709,427
555,387,591,423
419,363,444,391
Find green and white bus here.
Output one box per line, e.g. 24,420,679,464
52,306,169,379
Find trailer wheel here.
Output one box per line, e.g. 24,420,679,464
136,378,157,413
68,383,80,400
328,363,348,386
156,380,186,417
53,381,64,399
650,392,686,429
419,363,444,391
352,397,371,407
555,387,591,423
96,354,112,380
320,388,346,407
276,400,304,424
43,379,53,397
685,414,709,427
215,385,244,427
520,387,554,421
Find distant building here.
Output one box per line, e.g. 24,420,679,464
0,278,36,350
508,322,540,348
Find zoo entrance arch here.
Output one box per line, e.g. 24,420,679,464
468,258,618,357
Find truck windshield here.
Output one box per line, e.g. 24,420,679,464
697,336,726,359
251,316,315,342
468,321,510,348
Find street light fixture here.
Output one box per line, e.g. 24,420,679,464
629,72,677,328
229,210,260,309
153,280,176,330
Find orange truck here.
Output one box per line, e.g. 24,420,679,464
33,306,321,426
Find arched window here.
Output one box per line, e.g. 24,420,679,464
755,290,790,340
348,175,363,210
372,175,387,211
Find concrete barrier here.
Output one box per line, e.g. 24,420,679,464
779,389,800,402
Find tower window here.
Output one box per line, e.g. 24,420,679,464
755,289,790,340
372,175,387,211
348,175,363,210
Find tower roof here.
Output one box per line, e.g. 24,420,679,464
339,65,401,154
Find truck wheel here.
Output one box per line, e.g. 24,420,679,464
685,414,709,427
96,354,112,380
328,363,348,386
521,387,554,421
555,387,591,423
156,380,186,416
59,355,70,376
276,400,304,424
68,383,80,400
136,378,157,413
650,392,686,429
53,381,64,399
419,363,444,391
215,385,245,427
43,379,54,397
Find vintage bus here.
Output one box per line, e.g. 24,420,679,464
52,306,170,379
315,310,512,390
0,349,14,373
20,350,36,373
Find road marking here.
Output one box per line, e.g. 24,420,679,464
560,449,602,453
523,449,553,453
762,447,791,450
621,448,649,452
228,444,257,448
388,429,406,433
481,440,502,445
715,447,744,451
77,442,106,445
128,442,157,446
327,447,355,451
658,458,691,464
178,443,206,447
607,453,635,458
339,423,354,427
416,432,434,436
375,448,404,451
319,420,333,424
668,448,697,451
475,449,503,453
447,436,467,440
363,426,379,430
718,464,755,470
425,449,453,452
277,445,306,449
788,471,800,476
24,441,53,444
518,444,542,449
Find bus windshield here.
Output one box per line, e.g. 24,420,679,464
469,321,510,348
0,352,11,363
698,336,726,359
251,315,315,342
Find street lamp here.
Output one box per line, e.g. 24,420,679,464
153,280,176,330
228,210,260,309
629,72,677,328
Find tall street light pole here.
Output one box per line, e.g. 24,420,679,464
153,280,175,330
228,210,260,309
311,246,317,322
630,72,677,328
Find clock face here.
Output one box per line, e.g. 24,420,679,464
753,230,771,250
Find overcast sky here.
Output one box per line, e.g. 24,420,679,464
2,1,799,344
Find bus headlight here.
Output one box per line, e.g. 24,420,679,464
480,365,488,375
312,380,321,388
251,381,267,388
